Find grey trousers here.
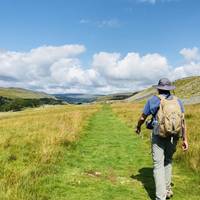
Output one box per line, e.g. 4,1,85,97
151,134,178,200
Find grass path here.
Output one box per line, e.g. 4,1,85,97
36,105,199,200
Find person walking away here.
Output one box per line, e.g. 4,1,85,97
135,78,188,200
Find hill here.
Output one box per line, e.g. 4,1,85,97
0,87,62,112
96,92,137,102
126,76,200,104
0,87,54,99
54,93,136,104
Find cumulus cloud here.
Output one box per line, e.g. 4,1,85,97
0,44,85,81
180,47,200,61
93,52,170,82
172,62,200,79
0,44,200,94
0,44,88,92
171,47,200,80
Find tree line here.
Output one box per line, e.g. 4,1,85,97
0,96,63,112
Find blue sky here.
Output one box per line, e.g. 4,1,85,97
1,0,199,64
0,0,200,93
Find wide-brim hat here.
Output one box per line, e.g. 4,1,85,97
155,78,176,91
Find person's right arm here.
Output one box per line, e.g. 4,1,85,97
135,98,151,134
182,114,188,151
135,113,148,134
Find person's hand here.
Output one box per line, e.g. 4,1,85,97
182,140,189,151
135,126,141,135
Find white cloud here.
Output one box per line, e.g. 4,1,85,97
0,44,85,81
171,49,200,80
0,44,200,94
0,44,88,92
92,52,170,82
50,59,101,87
171,62,200,80
180,47,200,61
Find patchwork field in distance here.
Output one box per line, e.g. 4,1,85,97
111,102,200,173
0,104,100,199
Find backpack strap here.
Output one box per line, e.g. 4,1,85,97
151,95,162,118
157,94,169,100
157,94,177,101
156,94,166,108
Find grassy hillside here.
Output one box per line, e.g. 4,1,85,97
127,76,200,103
96,92,137,102
0,87,54,99
174,76,200,98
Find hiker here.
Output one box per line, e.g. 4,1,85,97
135,78,188,200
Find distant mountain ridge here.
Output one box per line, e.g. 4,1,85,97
126,76,200,104
54,93,105,104
1,76,200,105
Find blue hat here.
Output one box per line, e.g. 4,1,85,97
155,78,176,91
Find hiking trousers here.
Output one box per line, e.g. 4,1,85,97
151,134,178,200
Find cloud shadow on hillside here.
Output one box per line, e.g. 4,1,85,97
131,167,155,200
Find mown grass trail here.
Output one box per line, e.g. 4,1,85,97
36,105,199,200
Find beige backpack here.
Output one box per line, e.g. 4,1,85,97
156,95,183,137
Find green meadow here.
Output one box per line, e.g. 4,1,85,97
0,103,199,199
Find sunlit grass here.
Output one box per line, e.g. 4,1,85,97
0,103,199,199
111,102,200,172
176,104,200,172
0,104,100,199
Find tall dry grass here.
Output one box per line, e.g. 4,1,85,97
175,104,200,172
0,104,100,199
111,102,200,173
